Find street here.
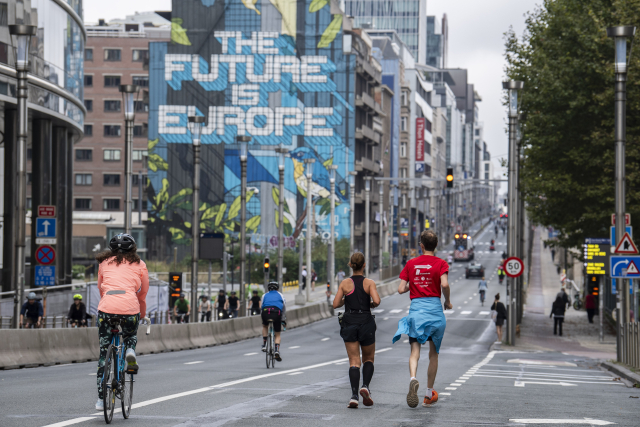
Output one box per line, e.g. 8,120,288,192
1,225,636,427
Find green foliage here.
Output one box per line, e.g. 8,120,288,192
504,0,640,248
72,265,86,280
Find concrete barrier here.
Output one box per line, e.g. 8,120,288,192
0,330,47,369
211,318,236,344
136,326,167,355
187,322,216,349
160,324,194,351
232,317,256,341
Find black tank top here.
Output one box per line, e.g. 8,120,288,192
344,275,372,324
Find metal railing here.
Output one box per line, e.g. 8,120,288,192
622,322,640,369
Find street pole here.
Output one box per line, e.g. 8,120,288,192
188,115,204,320
9,24,36,328
364,177,371,276
222,252,227,293
379,182,384,279
238,136,251,316
503,80,524,346
608,26,636,362
390,184,397,265
296,237,305,305
120,84,138,235
349,172,357,254
329,165,337,292
276,147,288,286
138,171,143,226
305,158,315,302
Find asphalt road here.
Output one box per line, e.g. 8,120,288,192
1,224,637,427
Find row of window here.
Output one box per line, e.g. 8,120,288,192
75,173,147,187
75,149,148,162
85,48,148,63
74,198,144,211
84,99,148,113
84,75,148,88
83,124,148,138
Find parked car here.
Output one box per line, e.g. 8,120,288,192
465,262,485,279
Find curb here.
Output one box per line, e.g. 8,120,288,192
600,361,640,386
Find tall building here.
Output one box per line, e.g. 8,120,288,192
426,15,448,69
343,0,428,64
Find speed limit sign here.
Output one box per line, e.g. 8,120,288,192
503,257,524,278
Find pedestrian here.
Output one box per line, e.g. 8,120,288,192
585,293,596,323
20,292,43,329
393,230,451,408
478,277,488,306
215,289,227,320
301,266,307,290
336,269,346,284
325,282,332,303
557,288,571,309
312,269,317,292
226,291,239,318
550,295,566,336
333,252,380,408
490,293,507,342
199,294,212,322
551,248,556,262
250,290,261,316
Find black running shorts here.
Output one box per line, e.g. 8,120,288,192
261,307,282,332
340,315,376,346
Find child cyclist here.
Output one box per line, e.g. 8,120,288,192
94,234,149,410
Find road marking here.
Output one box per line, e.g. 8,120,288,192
509,420,614,425
472,374,624,385
383,317,389,320
88,373,95,376
479,311,490,315
460,311,472,315
289,346,300,349
444,310,455,314
477,369,615,380
473,293,477,296
468,297,472,300
464,301,468,304
450,383,462,386
507,359,577,367
184,361,204,365
321,337,330,341
389,309,403,314
403,339,409,343
41,418,97,427
288,372,303,375
244,352,258,356
515,381,576,387
445,387,457,390
456,379,466,383
372,309,384,313
457,306,462,309
439,392,451,396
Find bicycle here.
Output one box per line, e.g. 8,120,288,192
479,290,486,306
101,316,150,424
573,296,583,311
265,319,275,369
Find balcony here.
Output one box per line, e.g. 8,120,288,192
355,190,381,205
354,222,379,236
355,157,381,174
355,92,376,113
355,124,381,145
356,59,382,84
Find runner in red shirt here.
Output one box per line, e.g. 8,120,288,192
393,230,452,408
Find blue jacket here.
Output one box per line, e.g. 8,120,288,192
21,301,43,319
261,291,285,312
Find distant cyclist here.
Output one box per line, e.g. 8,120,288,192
94,233,148,410
497,266,505,284
173,293,190,323
215,289,227,319
20,292,43,329
250,290,261,315
67,294,87,327
226,291,239,318
199,294,212,322
478,277,488,306
261,282,286,361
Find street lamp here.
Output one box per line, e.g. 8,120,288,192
188,115,205,320
9,24,36,329
502,80,524,346
237,135,251,315
607,25,636,362
328,164,338,292
275,146,289,288
119,84,139,235
349,171,357,254
364,177,372,276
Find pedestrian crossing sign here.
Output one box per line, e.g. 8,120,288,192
614,232,639,254
627,261,639,275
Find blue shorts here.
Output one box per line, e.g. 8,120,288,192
392,297,446,353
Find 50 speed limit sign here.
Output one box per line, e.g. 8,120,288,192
503,257,524,278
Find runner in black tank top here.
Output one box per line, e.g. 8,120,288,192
333,252,381,409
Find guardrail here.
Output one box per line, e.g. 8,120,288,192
622,322,640,369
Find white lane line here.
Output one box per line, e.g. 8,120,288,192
464,301,468,304
403,339,409,343
509,419,615,425
479,311,490,315
444,310,455,314
460,311,472,315
289,346,300,349
456,379,467,383
288,372,303,376
472,374,624,385
457,306,462,309
468,297,473,300
450,383,462,386
184,361,204,365
389,309,403,314
383,317,389,320
372,308,385,313
244,352,258,356
439,392,452,396
41,418,97,427
473,293,477,296
321,338,330,341
88,373,95,376
445,387,457,390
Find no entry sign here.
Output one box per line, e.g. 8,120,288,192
35,245,56,266
504,257,524,278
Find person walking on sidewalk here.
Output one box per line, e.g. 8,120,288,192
550,295,566,336
478,277,488,306
557,288,571,309
585,293,596,323
333,252,380,408
393,230,452,408
490,293,507,342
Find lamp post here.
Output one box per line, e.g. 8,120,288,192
390,184,397,265
379,181,384,279
503,80,524,346
119,84,138,235
188,115,205,320
607,25,636,362
328,165,338,292
364,177,372,276
275,147,288,287
349,171,357,254
304,158,315,302
237,136,251,316
9,24,36,329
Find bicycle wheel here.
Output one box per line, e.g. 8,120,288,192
265,333,272,369
270,331,276,368
102,345,117,424
121,373,133,418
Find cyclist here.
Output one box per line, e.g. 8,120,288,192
478,277,488,306
226,291,239,318
497,266,505,284
333,252,380,408
67,294,87,327
94,233,148,410
173,293,190,323
261,281,286,361
199,294,212,322
215,289,227,319
20,292,43,329
250,290,261,315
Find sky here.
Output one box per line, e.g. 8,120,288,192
85,0,541,191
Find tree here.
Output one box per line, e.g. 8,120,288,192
504,0,640,249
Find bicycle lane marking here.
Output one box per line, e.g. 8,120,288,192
40,348,394,427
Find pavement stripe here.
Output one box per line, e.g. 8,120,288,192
445,387,457,390
244,352,258,356
460,311,472,315
439,392,452,396
389,309,403,314
321,338,330,341
184,361,204,365
510,419,615,425
41,418,97,427
289,346,300,349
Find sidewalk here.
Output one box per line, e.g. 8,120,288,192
282,285,329,307
514,227,617,360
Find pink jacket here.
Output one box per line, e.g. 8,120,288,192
97,258,149,317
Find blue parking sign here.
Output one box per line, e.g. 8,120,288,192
36,218,56,238
34,266,56,286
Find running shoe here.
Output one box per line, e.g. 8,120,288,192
125,348,138,374
348,395,359,408
274,351,282,362
96,399,104,410
406,378,419,408
359,386,373,406
261,344,267,352
422,390,439,407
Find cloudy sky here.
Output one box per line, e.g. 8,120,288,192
85,0,541,187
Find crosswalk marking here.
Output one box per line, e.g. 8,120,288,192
389,309,403,314
460,311,472,315
479,311,490,315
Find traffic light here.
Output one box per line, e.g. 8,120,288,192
168,272,182,308
263,257,270,274
446,168,454,188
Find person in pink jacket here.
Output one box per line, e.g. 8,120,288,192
94,233,149,410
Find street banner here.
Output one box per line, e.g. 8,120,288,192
415,117,425,162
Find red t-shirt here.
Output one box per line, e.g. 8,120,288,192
399,255,449,299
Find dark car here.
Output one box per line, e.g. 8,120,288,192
465,263,485,279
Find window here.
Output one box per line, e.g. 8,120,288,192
401,117,408,132
485,163,489,171
104,100,121,112
75,198,92,210
84,75,93,87
84,124,93,136
84,48,93,61
132,150,148,162
402,195,407,209
400,168,407,178
132,174,147,186
401,91,408,106
103,125,121,137
103,174,121,186
104,49,121,61
76,149,92,161
133,124,148,138
75,174,92,186
0,3,7,27
103,149,121,161
132,76,149,87
132,199,141,210
27,148,32,160
475,129,480,136
104,75,121,87
134,100,148,113
27,172,32,185
84,99,93,111
400,143,407,158
103,199,120,211
485,173,489,180
27,197,32,210
132,49,148,62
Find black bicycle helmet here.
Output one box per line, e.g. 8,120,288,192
267,281,279,291
109,233,136,252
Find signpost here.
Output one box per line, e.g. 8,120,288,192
610,226,632,246
35,245,56,266
611,213,631,226
610,255,640,278
36,218,56,238
34,266,56,286
613,232,639,255
504,257,524,278
38,205,56,217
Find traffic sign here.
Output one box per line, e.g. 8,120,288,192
36,218,56,238
611,213,631,226
34,266,56,286
610,226,632,246
504,257,524,278
35,245,56,265
614,232,638,254
609,255,640,278
38,205,56,217
35,238,56,245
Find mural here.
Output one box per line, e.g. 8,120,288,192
147,0,355,259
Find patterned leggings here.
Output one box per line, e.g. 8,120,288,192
96,311,139,399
